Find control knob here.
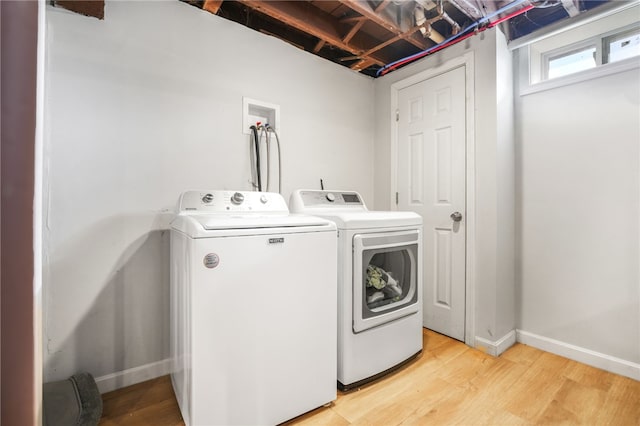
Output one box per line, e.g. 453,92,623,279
202,193,214,204
326,193,336,202
231,192,245,205
260,195,268,204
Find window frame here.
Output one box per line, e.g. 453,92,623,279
542,39,600,80
541,23,640,81
603,24,640,64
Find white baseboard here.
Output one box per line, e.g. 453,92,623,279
475,330,517,356
94,358,173,394
516,330,640,381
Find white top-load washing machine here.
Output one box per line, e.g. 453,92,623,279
170,190,337,425
290,190,423,391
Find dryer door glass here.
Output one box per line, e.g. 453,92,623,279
353,230,420,333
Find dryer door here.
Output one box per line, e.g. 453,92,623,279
353,229,421,333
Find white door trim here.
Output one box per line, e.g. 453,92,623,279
390,52,476,346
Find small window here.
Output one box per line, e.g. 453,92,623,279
541,24,640,82
605,28,640,63
547,46,597,79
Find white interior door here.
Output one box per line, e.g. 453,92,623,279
396,66,466,341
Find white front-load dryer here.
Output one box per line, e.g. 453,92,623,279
170,190,337,425
290,190,423,391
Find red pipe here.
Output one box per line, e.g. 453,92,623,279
382,30,476,74
379,4,535,76
489,4,535,28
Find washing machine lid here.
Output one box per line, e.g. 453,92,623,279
171,213,335,237
171,190,336,237
310,210,422,229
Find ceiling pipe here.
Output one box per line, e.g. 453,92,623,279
414,4,445,43
448,0,481,19
414,0,461,41
379,0,534,76
437,2,462,35
560,0,580,17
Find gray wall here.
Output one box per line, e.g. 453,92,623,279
43,1,374,384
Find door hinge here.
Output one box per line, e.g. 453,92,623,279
395,109,399,122
395,192,399,205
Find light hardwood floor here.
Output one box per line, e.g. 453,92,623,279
99,329,640,425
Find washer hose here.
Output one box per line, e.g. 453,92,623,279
250,125,261,191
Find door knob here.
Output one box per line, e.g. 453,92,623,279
450,212,463,222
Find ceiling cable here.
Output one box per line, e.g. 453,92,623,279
377,0,534,76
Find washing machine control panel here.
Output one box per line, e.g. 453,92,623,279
178,190,288,213
291,190,366,209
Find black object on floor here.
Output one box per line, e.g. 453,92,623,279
43,372,102,426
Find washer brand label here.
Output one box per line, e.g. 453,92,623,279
203,253,220,269
269,237,285,244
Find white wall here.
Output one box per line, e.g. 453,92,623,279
43,1,374,386
495,32,516,340
515,49,640,365
373,28,517,345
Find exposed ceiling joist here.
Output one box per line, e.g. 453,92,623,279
374,0,392,13
203,0,223,15
351,57,377,71
343,18,367,44
360,23,424,58
186,0,612,77
235,0,392,67
313,39,326,53
339,0,439,50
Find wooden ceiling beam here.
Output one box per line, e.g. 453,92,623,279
313,39,326,53
340,15,366,24
350,57,377,71
203,0,223,15
339,0,439,51
236,0,389,67
374,0,392,13
361,23,423,57
343,18,366,43
341,0,404,36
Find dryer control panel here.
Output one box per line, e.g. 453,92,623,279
177,190,288,214
290,189,367,211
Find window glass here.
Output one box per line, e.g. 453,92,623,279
547,47,597,79
606,29,640,63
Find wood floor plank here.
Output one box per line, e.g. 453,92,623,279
595,375,640,425
100,376,184,425
401,382,469,425
452,359,529,424
486,409,530,425
538,378,608,425
501,351,572,422
422,329,453,351
561,359,615,392
98,330,640,426
500,342,544,366
434,346,496,387
284,405,350,426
